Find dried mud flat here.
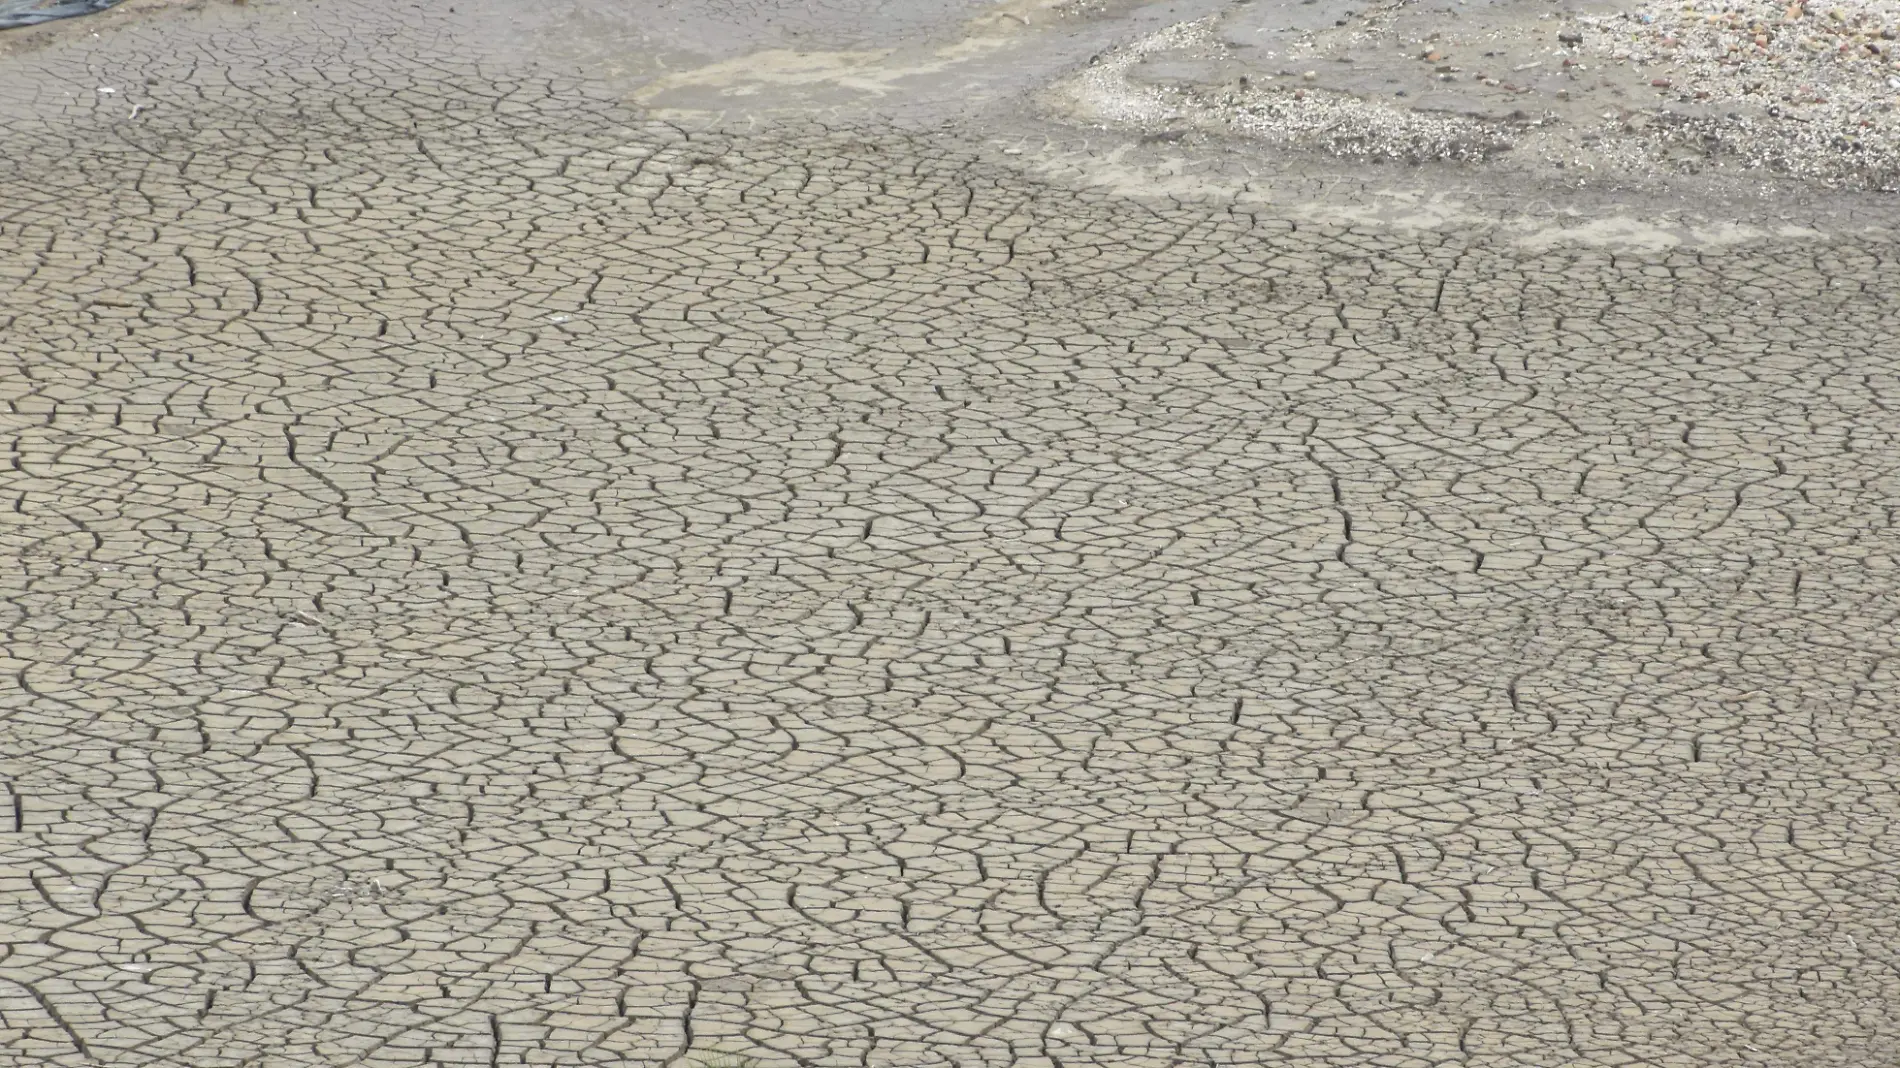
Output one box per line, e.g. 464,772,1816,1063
2,2,1898,1068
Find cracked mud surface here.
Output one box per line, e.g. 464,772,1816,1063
3,1,1899,1067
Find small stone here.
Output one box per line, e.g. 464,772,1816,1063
1303,70,1318,81
1559,31,1583,45
1652,77,1673,87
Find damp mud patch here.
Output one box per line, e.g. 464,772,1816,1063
0,0,125,31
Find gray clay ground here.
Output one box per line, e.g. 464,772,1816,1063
1,2,1898,1067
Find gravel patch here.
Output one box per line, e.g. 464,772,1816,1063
1044,16,1521,163
1044,0,1900,191
1566,0,1900,185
